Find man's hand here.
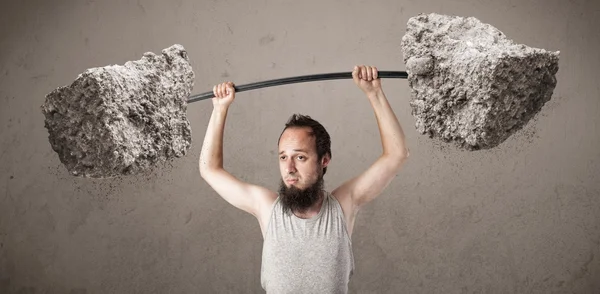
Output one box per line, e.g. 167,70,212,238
212,81,236,109
352,65,382,97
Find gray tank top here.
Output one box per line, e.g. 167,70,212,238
260,190,355,293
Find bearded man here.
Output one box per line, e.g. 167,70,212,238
199,65,409,293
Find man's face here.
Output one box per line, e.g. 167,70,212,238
277,127,330,213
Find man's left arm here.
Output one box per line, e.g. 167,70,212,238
332,65,409,210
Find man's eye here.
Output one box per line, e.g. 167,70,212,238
298,156,304,160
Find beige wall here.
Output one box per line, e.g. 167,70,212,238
1,0,599,293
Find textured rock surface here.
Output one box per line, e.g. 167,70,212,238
401,13,560,150
41,44,194,178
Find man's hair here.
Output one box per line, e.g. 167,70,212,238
278,114,332,175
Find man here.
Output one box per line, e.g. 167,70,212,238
199,65,409,293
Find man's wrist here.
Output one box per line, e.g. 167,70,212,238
212,105,230,118
367,89,385,101
213,104,230,112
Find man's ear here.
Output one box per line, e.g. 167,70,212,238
321,154,331,168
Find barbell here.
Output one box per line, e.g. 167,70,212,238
40,13,559,178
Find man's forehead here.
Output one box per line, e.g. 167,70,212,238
282,126,312,136
278,148,310,155
278,129,316,153
280,128,314,142
278,139,315,153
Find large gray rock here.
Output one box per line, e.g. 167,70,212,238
41,44,194,178
401,13,559,150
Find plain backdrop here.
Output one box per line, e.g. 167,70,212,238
1,0,599,293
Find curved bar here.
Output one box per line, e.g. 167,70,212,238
187,71,408,103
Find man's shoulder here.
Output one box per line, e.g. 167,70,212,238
330,188,351,205
257,188,279,209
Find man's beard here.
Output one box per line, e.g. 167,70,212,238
278,173,324,216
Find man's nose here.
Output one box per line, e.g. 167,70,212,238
286,160,296,174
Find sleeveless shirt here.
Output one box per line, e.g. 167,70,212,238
260,190,355,293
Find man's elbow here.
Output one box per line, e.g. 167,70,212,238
198,162,207,178
199,165,227,183
396,153,408,168
199,168,207,179
387,148,409,169
199,164,215,179
400,147,410,162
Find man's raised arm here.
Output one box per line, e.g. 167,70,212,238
332,65,409,209
199,82,275,218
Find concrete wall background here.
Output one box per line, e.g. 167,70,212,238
1,0,598,293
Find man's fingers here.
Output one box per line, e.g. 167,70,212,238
354,65,379,81
213,82,237,98
352,65,360,81
354,65,384,81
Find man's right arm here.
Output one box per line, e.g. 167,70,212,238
198,83,275,218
